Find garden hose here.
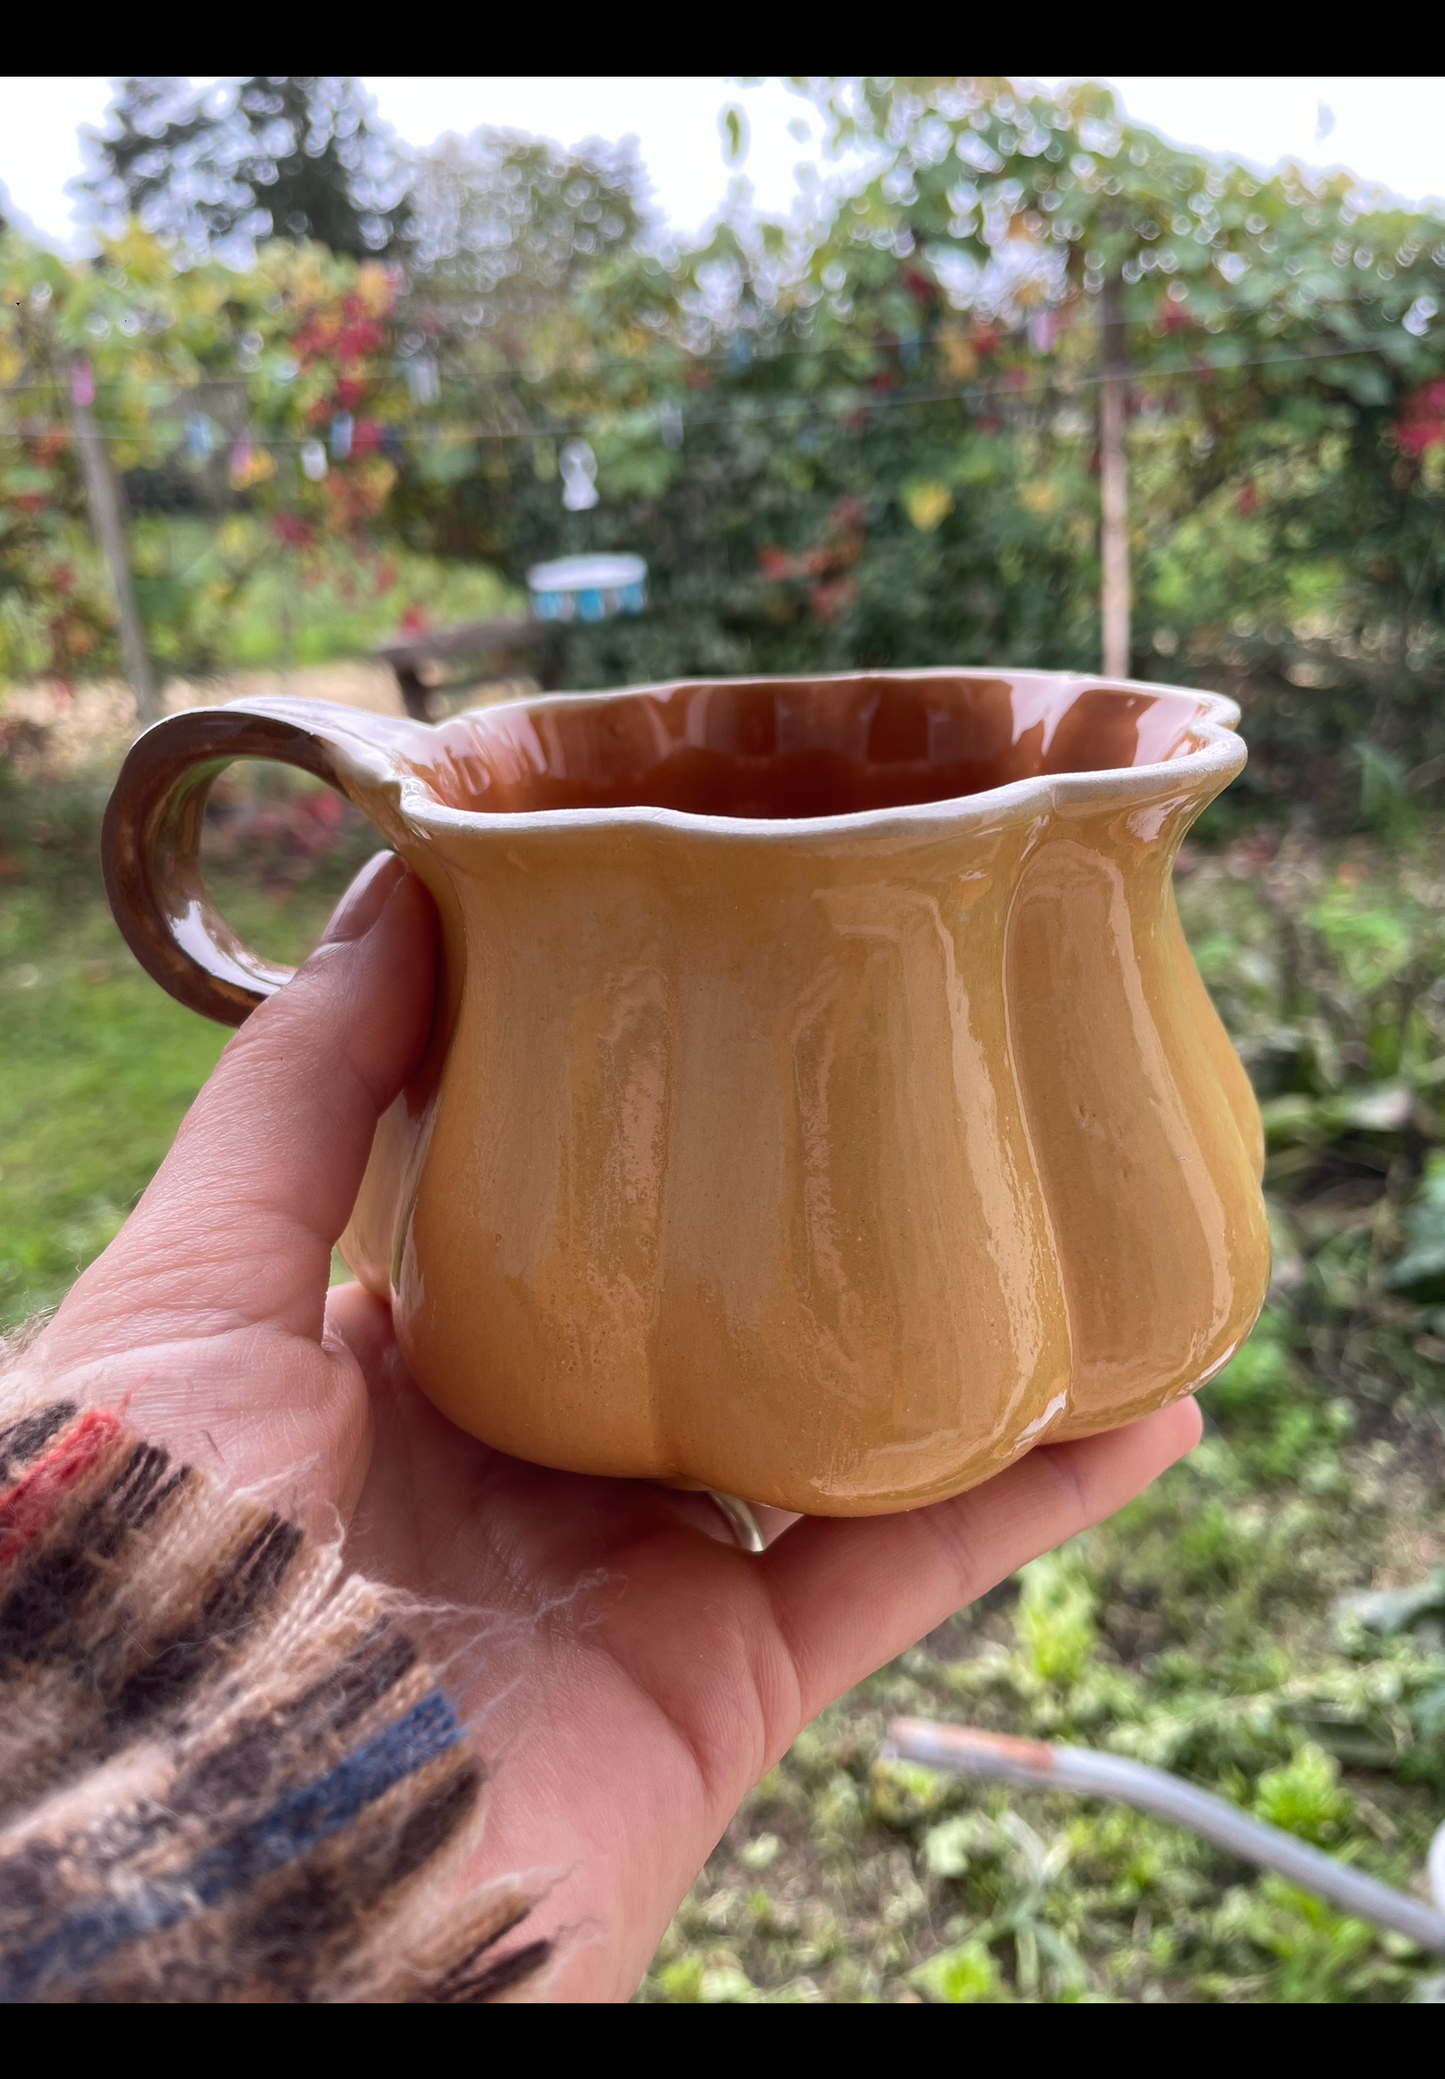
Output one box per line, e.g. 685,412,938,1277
888,1718,1445,1958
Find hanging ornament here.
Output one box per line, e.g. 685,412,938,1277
1028,307,1059,355
658,401,684,451
186,412,215,464
69,359,96,409
560,438,599,511
330,412,354,461
300,438,329,482
404,354,440,406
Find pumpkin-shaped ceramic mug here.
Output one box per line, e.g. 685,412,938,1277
103,670,1269,1515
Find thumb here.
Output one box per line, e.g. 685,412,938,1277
57,852,437,1346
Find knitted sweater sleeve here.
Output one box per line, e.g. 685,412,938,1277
0,1398,548,2003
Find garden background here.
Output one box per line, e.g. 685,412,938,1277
4,75,1445,2001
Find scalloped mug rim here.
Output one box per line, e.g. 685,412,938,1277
292,665,1246,848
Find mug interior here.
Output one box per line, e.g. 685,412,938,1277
420,673,1215,821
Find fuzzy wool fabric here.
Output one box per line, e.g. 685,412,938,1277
0,1397,548,2002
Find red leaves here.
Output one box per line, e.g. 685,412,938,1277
1396,378,1445,457
334,321,384,363
290,309,384,376
757,497,867,619
205,779,351,892
306,788,344,831
290,314,330,365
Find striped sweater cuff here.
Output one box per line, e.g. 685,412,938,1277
0,1399,547,2002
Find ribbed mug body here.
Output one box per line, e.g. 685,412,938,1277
331,670,1269,1514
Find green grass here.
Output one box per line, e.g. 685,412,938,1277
0,899,226,1322
0,759,376,1323
2,752,1444,2002
643,1418,1445,2003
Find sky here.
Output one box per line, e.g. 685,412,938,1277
1,75,1443,254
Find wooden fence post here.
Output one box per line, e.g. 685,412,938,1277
1099,275,1131,681
68,359,160,730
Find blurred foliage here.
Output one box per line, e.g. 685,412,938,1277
398,127,645,335
7,77,1445,821
0,511,520,680
77,76,406,264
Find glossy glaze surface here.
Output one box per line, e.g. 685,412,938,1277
104,670,1270,1514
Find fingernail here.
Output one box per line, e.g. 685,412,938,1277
322,852,405,944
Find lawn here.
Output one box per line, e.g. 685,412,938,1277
0,753,379,1322
2,735,1443,2003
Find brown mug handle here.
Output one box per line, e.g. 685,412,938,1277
102,700,416,1027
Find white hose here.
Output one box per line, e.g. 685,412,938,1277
889,1718,1445,1958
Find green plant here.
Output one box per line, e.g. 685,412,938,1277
911,1938,1002,2003
1253,1744,1356,1845
1016,1552,1099,1690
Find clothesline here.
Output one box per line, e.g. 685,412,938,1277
0,337,1398,466
0,277,1430,395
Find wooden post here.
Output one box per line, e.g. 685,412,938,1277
1099,275,1130,681
68,360,160,729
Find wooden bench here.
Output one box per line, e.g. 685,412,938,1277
372,617,555,720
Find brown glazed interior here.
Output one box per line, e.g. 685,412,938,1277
408,675,1210,821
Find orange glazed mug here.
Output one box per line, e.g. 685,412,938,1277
103,671,1269,1515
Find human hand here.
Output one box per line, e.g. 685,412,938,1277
13,852,1201,2001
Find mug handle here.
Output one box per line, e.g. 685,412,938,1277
102,700,412,1028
